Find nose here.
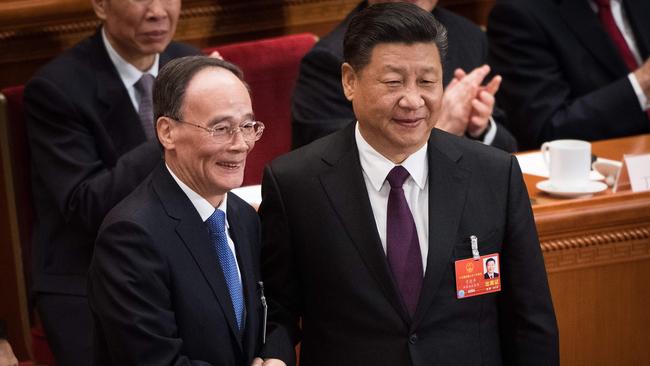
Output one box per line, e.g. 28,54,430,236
227,129,251,153
146,0,168,19
398,85,425,110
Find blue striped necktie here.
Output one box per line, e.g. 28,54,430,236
206,209,244,330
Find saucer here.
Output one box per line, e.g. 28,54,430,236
536,180,608,198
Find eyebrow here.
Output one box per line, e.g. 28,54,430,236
206,113,256,126
382,65,439,74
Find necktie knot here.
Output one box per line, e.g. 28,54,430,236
206,208,226,235
386,166,410,189
134,73,155,94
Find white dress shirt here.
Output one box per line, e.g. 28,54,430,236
355,123,430,272
166,164,242,281
589,0,649,110
102,27,160,113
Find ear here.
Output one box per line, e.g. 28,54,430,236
341,62,358,102
92,0,108,21
156,117,176,150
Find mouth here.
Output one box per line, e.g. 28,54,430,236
216,161,244,170
142,30,169,41
392,117,427,127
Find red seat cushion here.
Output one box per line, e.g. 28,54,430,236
204,33,317,185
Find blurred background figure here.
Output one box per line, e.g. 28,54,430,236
23,0,200,363
488,0,650,150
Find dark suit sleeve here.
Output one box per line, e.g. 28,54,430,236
291,47,355,149
489,110,518,152
488,2,647,149
258,165,300,366
24,76,160,236
89,220,213,366
499,156,559,365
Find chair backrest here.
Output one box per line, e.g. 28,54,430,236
0,85,33,360
204,33,318,186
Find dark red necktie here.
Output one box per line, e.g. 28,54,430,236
386,166,423,316
595,0,638,71
595,0,649,122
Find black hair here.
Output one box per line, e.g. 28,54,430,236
343,2,448,72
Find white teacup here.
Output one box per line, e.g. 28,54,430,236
541,139,591,189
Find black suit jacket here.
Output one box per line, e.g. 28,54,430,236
259,123,558,365
291,1,518,152
487,0,650,149
24,30,200,296
89,163,262,365
484,272,500,279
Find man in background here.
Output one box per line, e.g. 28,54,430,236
291,0,518,152
488,0,650,149
258,4,558,365
89,56,265,366
24,0,199,363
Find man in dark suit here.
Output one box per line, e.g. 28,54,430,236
89,56,265,365
292,0,518,152
484,257,500,279
257,4,558,366
488,0,650,150
23,0,199,363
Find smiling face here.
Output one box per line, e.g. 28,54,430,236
342,42,443,163
93,0,180,70
163,67,254,206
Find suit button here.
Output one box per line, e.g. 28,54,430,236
409,334,418,344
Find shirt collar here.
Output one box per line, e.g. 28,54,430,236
102,27,160,87
166,164,229,228
355,122,428,192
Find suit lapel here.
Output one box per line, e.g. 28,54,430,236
91,31,148,154
412,131,471,328
152,165,243,350
227,196,258,358
559,0,629,76
624,0,650,59
319,125,409,324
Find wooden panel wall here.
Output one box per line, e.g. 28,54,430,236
536,191,650,366
0,0,496,88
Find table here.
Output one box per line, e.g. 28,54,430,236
522,134,650,366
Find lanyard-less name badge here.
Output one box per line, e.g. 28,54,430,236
455,236,501,299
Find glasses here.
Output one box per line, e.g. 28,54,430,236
172,118,265,143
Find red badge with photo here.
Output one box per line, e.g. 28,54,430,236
455,253,501,299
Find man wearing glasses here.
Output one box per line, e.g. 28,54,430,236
88,56,265,365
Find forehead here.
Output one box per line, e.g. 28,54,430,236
182,67,252,115
364,42,441,74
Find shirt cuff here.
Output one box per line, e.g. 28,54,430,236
481,117,497,145
628,73,650,111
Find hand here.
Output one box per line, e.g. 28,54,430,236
0,339,18,366
633,57,650,99
467,74,501,138
250,358,286,366
436,65,499,137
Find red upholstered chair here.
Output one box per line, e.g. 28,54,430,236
204,33,318,186
1,85,57,366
